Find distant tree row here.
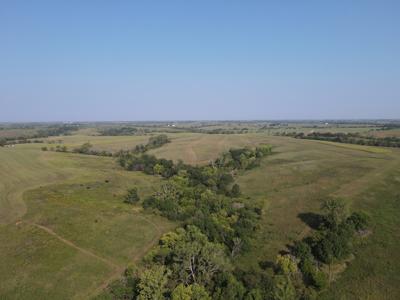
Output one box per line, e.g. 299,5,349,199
99,126,173,136
0,125,78,147
99,126,140,136
280,131,400,148
0,138,44,147
132,134,170,153
171,127,251,134
41,135,170,157
36,125,79,137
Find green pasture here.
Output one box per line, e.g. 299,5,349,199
2,130,400,299
233,137,400,299
0,145,174,299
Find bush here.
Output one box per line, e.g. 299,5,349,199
310,270,328,290
230,184,241,197
293,241,313,262
73,142,93,154
347,211,369,231
302,287,318,300
124,188,140,204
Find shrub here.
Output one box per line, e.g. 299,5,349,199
124,188,140,204
346,211,369,231
230,184,241,197
310,270,328,290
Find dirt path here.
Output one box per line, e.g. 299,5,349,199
83,213,164,299
22,214,165,300
25,221,119,269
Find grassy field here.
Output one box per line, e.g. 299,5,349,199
320,161,400,299
369,128,400,138
232,137,400,299
149,133,272,164
42,132,273,163
44,134,150,152
2,131,400,299
141,131,400,298
147,133,400,298
0,145,174,299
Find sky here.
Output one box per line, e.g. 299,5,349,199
0,1,399,121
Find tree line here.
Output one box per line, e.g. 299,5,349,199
0,138,44,147
99,145,275,299
41,134,170,157
0,125,78,147
99,126,144,136
280,131,400,148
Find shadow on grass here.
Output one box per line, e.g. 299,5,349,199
297,212,324,230
259,260,274,270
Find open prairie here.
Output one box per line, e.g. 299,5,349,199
44,134,150,152
149,133,273,165
233,137,400,299
0,144,174,299
1,129,400,299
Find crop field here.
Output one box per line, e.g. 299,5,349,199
0,144,174,299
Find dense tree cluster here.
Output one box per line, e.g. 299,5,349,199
99,126,140,136
0,138,44,147
0,125,78,147
281,131,400,148
36,125,79,137
143,175,261,252
215,146,272,170
132,134,171,154
120,146,272,252
100,146,275,299
279,198,370,298
118,145,271,180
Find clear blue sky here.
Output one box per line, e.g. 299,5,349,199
1,1,399,121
